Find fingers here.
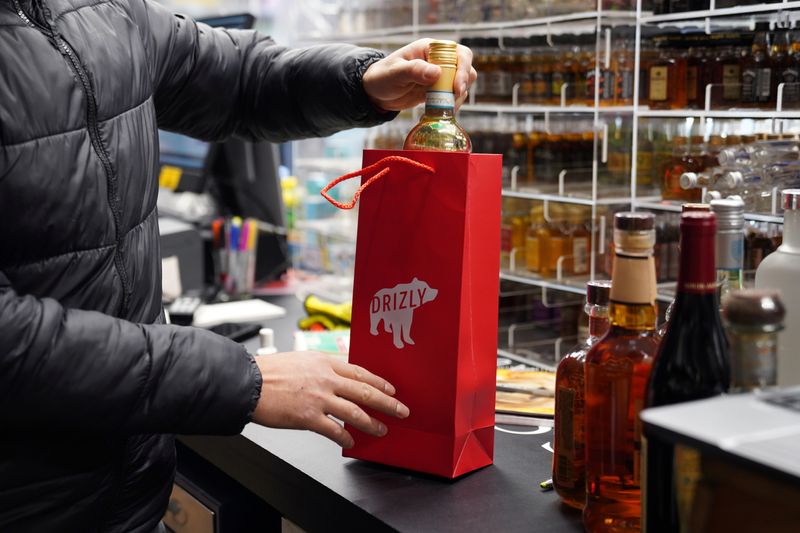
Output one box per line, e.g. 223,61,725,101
454,44,475,102
308,415,355,449
332,360,396,395
396,58,441,87
336,377,410,419
400,37,435,60
326,397,387,437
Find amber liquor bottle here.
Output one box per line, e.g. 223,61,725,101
648,34,687,110
741,23,773,107
553,280,611,509
643,212,730,533
584,212,660,533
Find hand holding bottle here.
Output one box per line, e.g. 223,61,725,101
362,38,478,111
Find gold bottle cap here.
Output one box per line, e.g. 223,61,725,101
428,40,459,68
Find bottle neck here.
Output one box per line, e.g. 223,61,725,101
781,209,800,253
588,314,610,339
423,100,455,118
678,227,717,294
425,63,457,118
610,251,658,330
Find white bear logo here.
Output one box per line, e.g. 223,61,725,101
369,277,439,349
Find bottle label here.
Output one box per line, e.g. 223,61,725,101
573,237,589,274
674,445,702,532
533,73,550,98
610,254,657,304
618,70,634,101
488,71,511,97
756,68,772,101
475,72,487,97
717,232,744,270
722,64,741,100
783,68,800,102
501,223,512,254
425,90,455,109
525,235,541,271
686,66,698,100
649,66,668,102
556,387,576,487
742,68,757,102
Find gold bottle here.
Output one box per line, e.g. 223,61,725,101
404,40,471,152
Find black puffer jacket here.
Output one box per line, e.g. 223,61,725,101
0,1,392,530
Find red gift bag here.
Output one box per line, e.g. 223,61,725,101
322,149,502,478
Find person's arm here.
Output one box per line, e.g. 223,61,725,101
130,0,395,143
0,272,260,435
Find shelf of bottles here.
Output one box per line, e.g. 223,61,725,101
290,0,800,367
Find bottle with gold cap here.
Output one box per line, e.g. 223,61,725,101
404,40,471,152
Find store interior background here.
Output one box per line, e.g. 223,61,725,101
157,0,791,374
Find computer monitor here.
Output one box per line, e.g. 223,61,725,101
157,13,289,284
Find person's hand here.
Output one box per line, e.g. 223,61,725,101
362,38,477,112
252,351,410,448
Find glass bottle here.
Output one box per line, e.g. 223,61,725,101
614,28,636,106
637,126,655,191
658,203,710,338
643,212,730,533
472,38,491,103
525,205,549,274
782,30,800,107
584,212,660,533
531,36,552,104
543,203,570,279
565,206,591,276
770,28,789,108
711,197,745,301
723,289,785,393
686,42,707,109
755,189,800,386
741,23,773,107
662,136,701,202
553,280,612,509
648,34,687,110
710,41,742,107
404,41,471,152
577,33,596,107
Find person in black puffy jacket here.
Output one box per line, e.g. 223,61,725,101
0,1,477,531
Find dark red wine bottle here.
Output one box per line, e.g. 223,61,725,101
642,211,730,533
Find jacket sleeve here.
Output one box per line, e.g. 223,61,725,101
0,273,262,435
132,0,396,143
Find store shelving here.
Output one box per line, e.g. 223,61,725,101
502,189,632,206
461,103,635,114
634,200,786,223
641,1,800,24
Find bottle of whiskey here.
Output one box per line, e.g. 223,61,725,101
723,289,785,393
525,205,549,273
741,23,773,107
648,34,687,110
404,40,471,152
643,212,730,533
584,212,660,533
553,280,611,510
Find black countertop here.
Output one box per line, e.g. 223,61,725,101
180,294,583,532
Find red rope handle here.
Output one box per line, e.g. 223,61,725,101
320,155,434,210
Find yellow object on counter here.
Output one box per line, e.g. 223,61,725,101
304,295,352,325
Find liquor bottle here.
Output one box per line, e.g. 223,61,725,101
637,125,655,190
657,203,710,338
577,33,596,106
770,28,789,108
531,36,552,104
404,41,471,152
662,136,702,202
782,30,800,106
525,205,548,273
711,197,745,301
648,34,687,110
710,40,743,107
613,28,636,106
543,203,569,279
685,40,707,109
723,289,785,393
741,23,773,107
584,212,660,533
553,280,611,510
755,189,800,386
565,206,590,276
643,211,730,533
